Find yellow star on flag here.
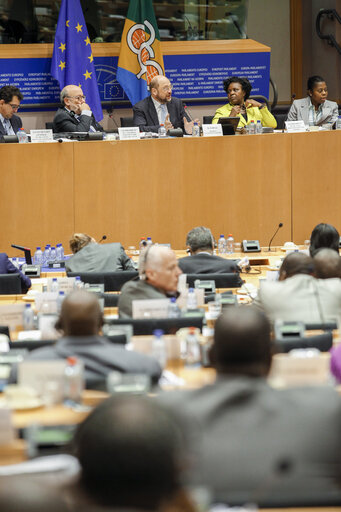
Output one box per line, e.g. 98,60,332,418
88,54,94,63
83,70,92,80
58,42,66,52
65,20,69,27
76,23,83,32
84,36,90,45
59,61,66,70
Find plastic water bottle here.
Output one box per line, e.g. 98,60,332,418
59,244,64,260
187,288,198,310
218,234,226,255
226,234,234,254
51,277,59,293
139,237,147,251
249,120,256,134
256,120,262,134
158,124,167,138
74,276,83,289
336,116,341,130
185,327,201,367
57,291,65,313
56,244,62,261
146,236,153,246
192,121,200,137
50,246,57,262
22,304,34,330
33,247,43,265
17,128,28,143
168,297,181,318
43,245,51,265
63,356,84,405
152,329,167,368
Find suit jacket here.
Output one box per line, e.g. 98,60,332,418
0,114,22,138
133,96,190,133
65,243,135,273
118,279,167,318
253,273,341,325
10,335,162,388
178,252,241,276
52,107,103,133
0,253,31,292
160,375,341,505
287,97,339,125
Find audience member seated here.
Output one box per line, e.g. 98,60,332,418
0,85,23,139
253,252,341,325
73,395,193,512
52,84,103,133
0,252,31,293
161,307,341,505
178,226,242,281
314,248,341,279
65,232,134,273
118,245,181,318
212,76,277,129
309,222,340,257
133,75,199,134
287,75,338,126
10,290,161,388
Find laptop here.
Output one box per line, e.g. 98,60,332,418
218,116,240,135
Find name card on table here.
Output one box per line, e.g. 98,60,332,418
202,124,223,137
0,304,25,333
18,360,67,400
30,129,54,143
118,127,141,140
132,298,170,319
285,120,306,133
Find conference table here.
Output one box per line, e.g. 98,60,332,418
1,130,341,256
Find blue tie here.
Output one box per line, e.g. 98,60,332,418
160,104,167,124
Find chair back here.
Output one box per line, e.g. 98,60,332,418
120,117,135,127
186,273,242,288
0,274,21,294
203,115,214,124
67,271,138,291
275,332,333,353
106,316,204,335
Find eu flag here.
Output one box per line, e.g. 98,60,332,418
51,0,103,121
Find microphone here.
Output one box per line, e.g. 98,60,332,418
11,244,32,265
177,10,194,39
106,107,119,131
268,222,283,252
291,93,296,104
226,12,247,38
98,235,107,244
183,103,194,122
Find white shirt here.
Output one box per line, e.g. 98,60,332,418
0,113,15,135
151,97,168,125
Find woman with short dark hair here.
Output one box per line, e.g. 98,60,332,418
212,76,277,128
309,223,340,257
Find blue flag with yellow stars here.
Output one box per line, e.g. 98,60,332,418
51,0,103,121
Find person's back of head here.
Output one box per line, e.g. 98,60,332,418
313,248,341,279
211,306,272,377
186,226,214,254
69,232,94,254
279,252,315,280
309,223,340,257
55,289,103,336
73,395,188,510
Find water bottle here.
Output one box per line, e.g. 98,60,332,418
336,116,341,130
218,234,226,255
74,276,83,289
33,247,43,266
146,236,153,246
158,124,167,138
43,245,51,264
57,291,65,313
226,234,234,254
22,304,34,331
56,244,62,261
168,297,181,318
192,121,200,137
249,120,256,134
187,288,198,310
185,327,201,367
17,127,29,143
256,120,262,134
50,246,57,262
139,237,147,251
51,277,59,293
63,356,84,405
152,329,167,368
59,243,64,260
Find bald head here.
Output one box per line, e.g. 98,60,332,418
279,252,315,281
314,248,341,279
139,246,181,293
212,307,272,377
56,290,103,336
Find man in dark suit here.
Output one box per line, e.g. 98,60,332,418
52,84,103,133
133,75,199,133
0,253,31,292
178,226,241,277
0,85,23,139
161,307,341,506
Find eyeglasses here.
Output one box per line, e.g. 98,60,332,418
9,104,20,111
161,86,172,92
67,95,86,101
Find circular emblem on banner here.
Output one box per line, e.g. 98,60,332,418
126,20,163,82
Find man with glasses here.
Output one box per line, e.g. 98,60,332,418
52,84,103,133
0,85,23,139
133,75,199,134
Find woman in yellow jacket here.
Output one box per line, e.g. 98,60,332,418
212,76,277,129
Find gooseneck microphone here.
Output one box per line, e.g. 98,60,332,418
268,223,283,252
98,235,107,244
183,103,194,122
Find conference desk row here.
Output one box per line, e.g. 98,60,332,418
1,130,340,254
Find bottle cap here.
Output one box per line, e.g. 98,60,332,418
67,356,77,365
36,246,40,250
25,304,31,308
52,278,57,281
153,329,164,337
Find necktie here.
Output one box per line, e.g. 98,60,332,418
3,119,11,135
160,104,167,124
